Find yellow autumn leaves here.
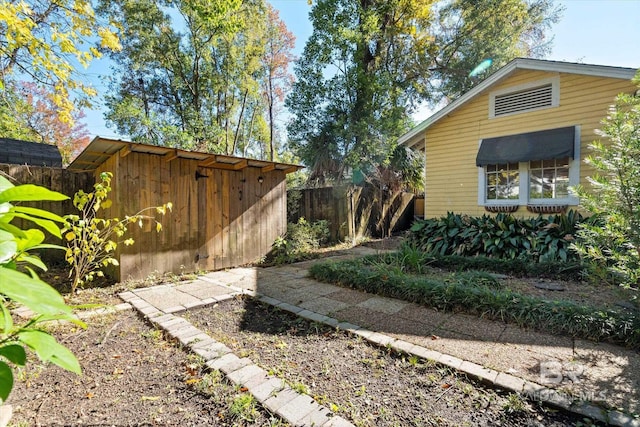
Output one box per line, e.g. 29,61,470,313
0,0,122,124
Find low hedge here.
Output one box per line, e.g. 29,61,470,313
400,253,583,281
368,248,585,281
309,259,640,350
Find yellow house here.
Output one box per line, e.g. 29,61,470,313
399,58,638,218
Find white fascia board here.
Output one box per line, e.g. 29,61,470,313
398,58,638,148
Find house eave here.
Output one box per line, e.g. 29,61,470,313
398,58,638,148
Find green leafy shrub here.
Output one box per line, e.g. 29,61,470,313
309,259,640,349
409,210,585,263
269,217,330,264
571,72,640,287
393,243,430,274
62,172,172,293
380,244,584,281
453,270,502,290
0,175,82,403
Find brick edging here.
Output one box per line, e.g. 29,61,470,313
256,295,640,427
120,291,354,427
120,286,639,427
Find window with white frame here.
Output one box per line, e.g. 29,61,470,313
529,157,570,199
486,163,520,200
476,126,580,206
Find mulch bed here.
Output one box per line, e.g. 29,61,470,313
8,296,592,426
186,297,587,426
8,310,284,426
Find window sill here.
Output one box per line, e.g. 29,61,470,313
526,204,567,214
484,205,519,213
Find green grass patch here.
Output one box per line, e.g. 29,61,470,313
376,246,585,281
309,258,640,350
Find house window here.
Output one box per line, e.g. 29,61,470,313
529,157,570,199
477,126,580,206
489,77,559,119
486,163,520,200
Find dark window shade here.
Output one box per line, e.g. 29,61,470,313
476,126,575,167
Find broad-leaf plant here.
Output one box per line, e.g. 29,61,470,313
0,175,82,404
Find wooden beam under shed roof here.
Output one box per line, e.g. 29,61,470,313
119,145,132,157
283,166,300,174
164,149,179,162
232,159,248,170
200,159,249,171
261,164,276,173
201,162,236,170
198,155,218,167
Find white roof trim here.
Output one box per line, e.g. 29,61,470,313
399,58,638,147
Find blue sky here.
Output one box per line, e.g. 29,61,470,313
85,0,640,138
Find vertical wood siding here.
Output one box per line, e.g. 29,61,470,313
422,70,635,218
0,164,94,217
0,164,94,263
95,152,287,281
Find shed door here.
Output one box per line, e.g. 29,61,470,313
196,166,210,270
197,167,246,271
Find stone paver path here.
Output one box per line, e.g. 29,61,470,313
121,246,640,427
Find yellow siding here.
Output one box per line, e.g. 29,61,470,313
423,69,635,218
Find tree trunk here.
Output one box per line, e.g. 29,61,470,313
232,90,249,156
268,76,275,161
244,106,257,157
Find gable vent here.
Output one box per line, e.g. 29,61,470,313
493,84,553,117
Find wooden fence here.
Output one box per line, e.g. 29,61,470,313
0,164,94,262
289,184,415,242
0,163,94,214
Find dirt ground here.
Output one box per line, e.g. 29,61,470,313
8,237,633,426
9,297,588,427
8,310,286,427
185,297,589,426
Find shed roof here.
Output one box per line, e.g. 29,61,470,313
399,58,638,149
67,137,304,174
0,138,63,167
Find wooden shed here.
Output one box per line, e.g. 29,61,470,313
68,137,302,281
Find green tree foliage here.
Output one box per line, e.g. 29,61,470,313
98,0,295,157
0,174,82,403
262,5,296,161
62,172,172,293
98,0,240,150
0,83,36,141
286,0,561,182
572,71,640,287
0,0,121,124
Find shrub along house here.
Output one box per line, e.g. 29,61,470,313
399,58,637,218
67,137,302,281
